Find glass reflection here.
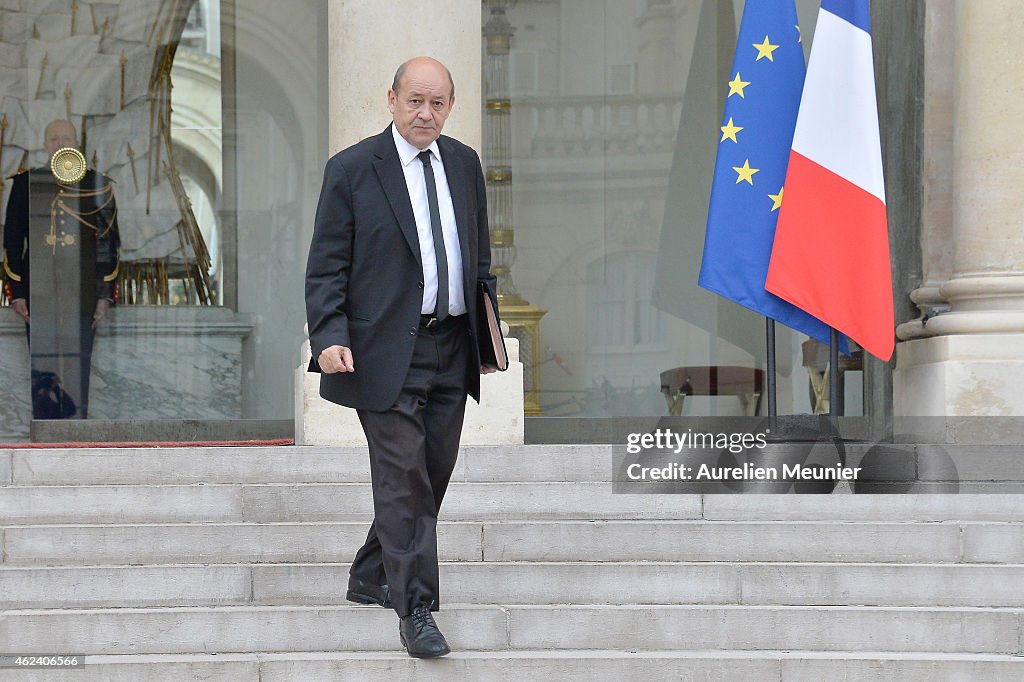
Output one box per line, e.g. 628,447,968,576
484,0,861,419
0,0,327,439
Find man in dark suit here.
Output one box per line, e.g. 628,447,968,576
305,56,496,659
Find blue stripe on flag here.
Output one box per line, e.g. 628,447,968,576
820,0,872,34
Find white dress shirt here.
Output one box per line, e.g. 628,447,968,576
391,125,467,317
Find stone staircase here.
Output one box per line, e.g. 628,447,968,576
1,444,1023,680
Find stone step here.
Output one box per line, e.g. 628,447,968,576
0,482,704,524
6,520,1017,565
7,482,1024,524
9,651,1024,682
7,442,1024,486
262,562,1024,610
1,605,1019,655
1,445,611,485
2,521,482,565
6,470,1024,521
3,562,1024,610
701,494,1024,521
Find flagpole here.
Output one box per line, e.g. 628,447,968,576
829,327,842,416
698,0,826,385
765,318,777,417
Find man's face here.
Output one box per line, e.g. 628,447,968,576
45,122,78,157
388,60,454,150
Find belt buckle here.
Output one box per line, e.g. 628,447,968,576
424,316,439,329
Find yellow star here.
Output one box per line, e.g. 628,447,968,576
796,25,802,43
728,72,750,98
720,117,743,143
733,159,760,185
753,35,780,61
769,186,784,211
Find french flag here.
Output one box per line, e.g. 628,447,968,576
765,0,894,361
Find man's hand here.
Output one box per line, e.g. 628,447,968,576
12,298,30,324
480,365,497,375
318,345,355,373
92,299,111,330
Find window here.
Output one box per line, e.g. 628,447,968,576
509,48,539,97
0,0,328,440
587,252,668,352
606,63,637,96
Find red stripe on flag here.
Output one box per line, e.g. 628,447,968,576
766,151,894,360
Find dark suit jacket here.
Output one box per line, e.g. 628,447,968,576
305,125,495,411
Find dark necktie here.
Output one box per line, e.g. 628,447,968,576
418,150,448,321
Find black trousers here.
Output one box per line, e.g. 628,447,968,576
351,315,471,617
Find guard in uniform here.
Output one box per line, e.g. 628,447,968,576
2,120,120,419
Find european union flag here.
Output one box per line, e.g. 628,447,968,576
698,0,837,348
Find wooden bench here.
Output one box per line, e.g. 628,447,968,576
659,365,765,416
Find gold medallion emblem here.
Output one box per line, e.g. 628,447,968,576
50,147,87,184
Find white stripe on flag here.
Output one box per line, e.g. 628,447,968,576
790,9,886,203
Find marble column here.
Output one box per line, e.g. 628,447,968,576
326,0,482,154
894,0,1024,416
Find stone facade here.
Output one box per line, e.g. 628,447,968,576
893,0,1024,419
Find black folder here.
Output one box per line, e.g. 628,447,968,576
477,281,509,371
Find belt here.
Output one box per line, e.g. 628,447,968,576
419,313,464,329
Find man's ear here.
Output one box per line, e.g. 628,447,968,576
386,89,396,114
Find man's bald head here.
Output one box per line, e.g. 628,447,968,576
44,119,78,157
392,57,455,99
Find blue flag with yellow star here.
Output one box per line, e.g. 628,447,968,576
698,0,836,347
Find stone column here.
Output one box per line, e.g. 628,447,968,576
297,1,526,444
894,0,1024,416
327,0,482,154
895,0,954,342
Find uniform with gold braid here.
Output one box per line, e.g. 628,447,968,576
2,152,120,420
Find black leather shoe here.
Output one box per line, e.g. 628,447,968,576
346,578,391,607
399,603,450,658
